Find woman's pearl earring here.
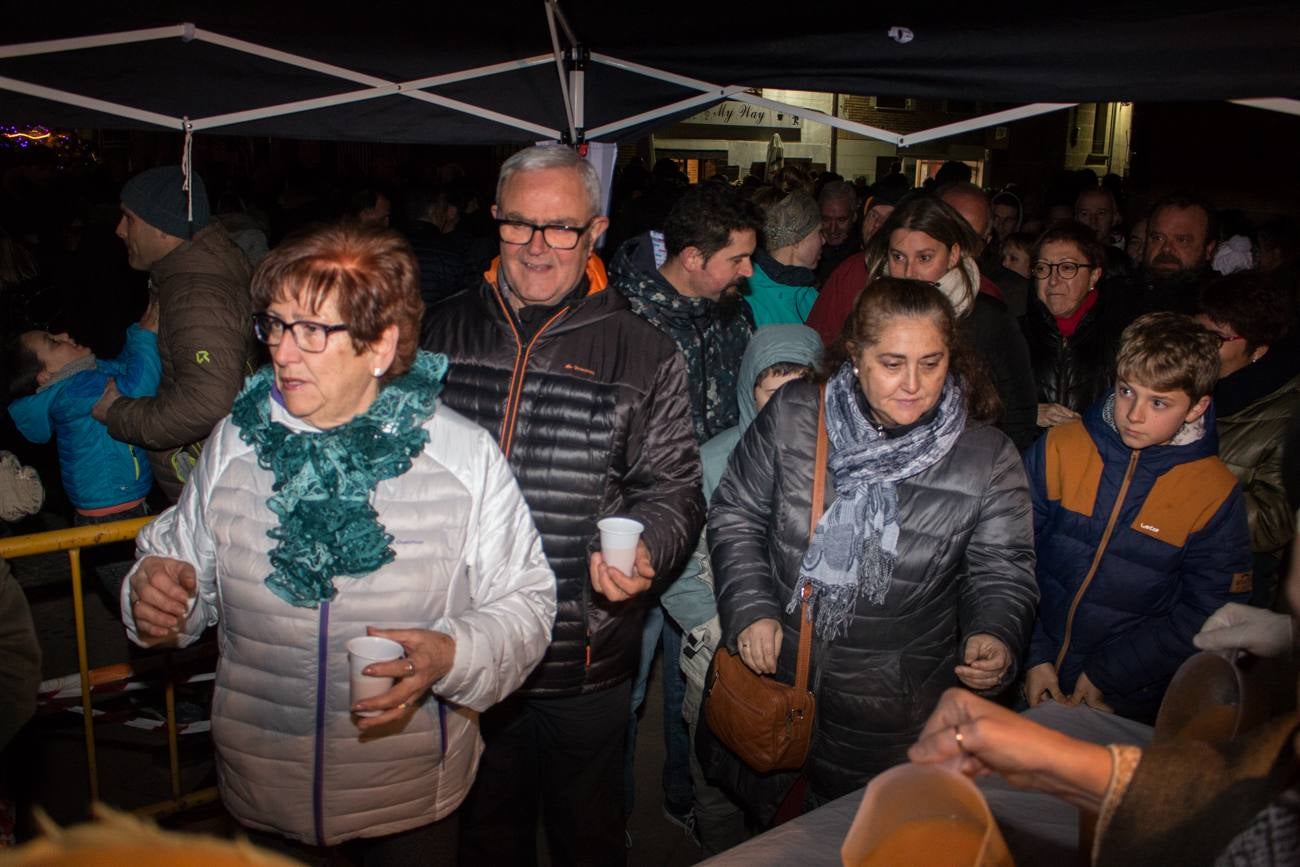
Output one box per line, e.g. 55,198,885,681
373,367,384,378
853,366,860,375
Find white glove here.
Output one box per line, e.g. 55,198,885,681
1193,603,1292,658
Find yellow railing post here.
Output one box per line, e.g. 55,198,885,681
67,546,98,802
0,517,154,807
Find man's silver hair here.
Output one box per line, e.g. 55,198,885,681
817,179,856,208
496,145,602,217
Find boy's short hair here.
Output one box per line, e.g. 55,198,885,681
753,361,817,390
1001,231,1036,254
1115,312,1221,401
4,333,41,399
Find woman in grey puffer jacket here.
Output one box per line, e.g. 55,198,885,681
706,278,1038,820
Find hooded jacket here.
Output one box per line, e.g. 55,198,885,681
105,224,256,502
1025,395,1253,722
122,395,557,845
609,232,753,443
699,324,824,499
708,379,1037,806
8,324,159,510
421,257,704,696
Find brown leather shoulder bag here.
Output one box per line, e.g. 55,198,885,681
703,386,827,773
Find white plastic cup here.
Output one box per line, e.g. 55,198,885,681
346,636,404,718
597,517,644,576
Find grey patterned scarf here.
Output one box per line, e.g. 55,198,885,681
790,362,967,639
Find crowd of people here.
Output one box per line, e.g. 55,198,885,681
1,143,1298,866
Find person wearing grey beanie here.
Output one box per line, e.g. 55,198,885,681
747,190,822,326
93,165,255,503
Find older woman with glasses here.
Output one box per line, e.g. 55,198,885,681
1022,220,1138,431
120,223,556,864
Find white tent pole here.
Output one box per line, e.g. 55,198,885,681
0,75,181,128
590,52,725,94
188,87,400,131
570,61,585,136
544,1,578,142
898,102,1076,147
551,1,578,45
729,92,902,145
402,89,562,138
192,29,391,86
0,25,187,59
196,28,564,137
587,86,747,139
1230,97,1300,117
401,55,554,90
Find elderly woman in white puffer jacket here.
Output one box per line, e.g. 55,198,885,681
121,223,555,863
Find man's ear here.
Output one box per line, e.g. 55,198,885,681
680,245,706,273
1203,239,1218,264
1185,394,1212,424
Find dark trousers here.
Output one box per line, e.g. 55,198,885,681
243,813,458,867
458,682,631,867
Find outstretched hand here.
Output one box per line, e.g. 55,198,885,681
908,687,1113,811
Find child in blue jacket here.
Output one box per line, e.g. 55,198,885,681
7,312,160,523
1023,312,1252,723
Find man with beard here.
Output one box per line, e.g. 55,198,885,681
609,185,760,442
815,180,860,284
1141,195,1218,314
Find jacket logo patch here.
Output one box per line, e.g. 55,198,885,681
195,350,211,364
563,362,596,377
1230,571,1253,594
1139,523,1160,534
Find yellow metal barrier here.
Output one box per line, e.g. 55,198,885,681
0,517,216,816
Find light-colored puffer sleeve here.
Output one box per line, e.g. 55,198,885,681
120,416,233,646
430,425,556,712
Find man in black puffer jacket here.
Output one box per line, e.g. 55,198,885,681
422,145,703,866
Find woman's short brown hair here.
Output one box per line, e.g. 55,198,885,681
842,276,1001,422
1116,312,1221,401
1198,271,1292,354
1031,220,1107,271
251,223,425,379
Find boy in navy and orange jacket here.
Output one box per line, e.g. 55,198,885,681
1023,312,1252,723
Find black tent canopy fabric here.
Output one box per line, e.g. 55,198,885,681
1,1,1297,144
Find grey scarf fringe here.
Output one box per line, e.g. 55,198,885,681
789,362,967,639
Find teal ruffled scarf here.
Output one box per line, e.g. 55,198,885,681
231,351,449,608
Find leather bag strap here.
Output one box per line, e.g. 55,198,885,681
794,385,828,693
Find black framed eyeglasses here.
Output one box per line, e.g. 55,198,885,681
1030,261,1091,280
495,218,594,250
251,313,350,353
